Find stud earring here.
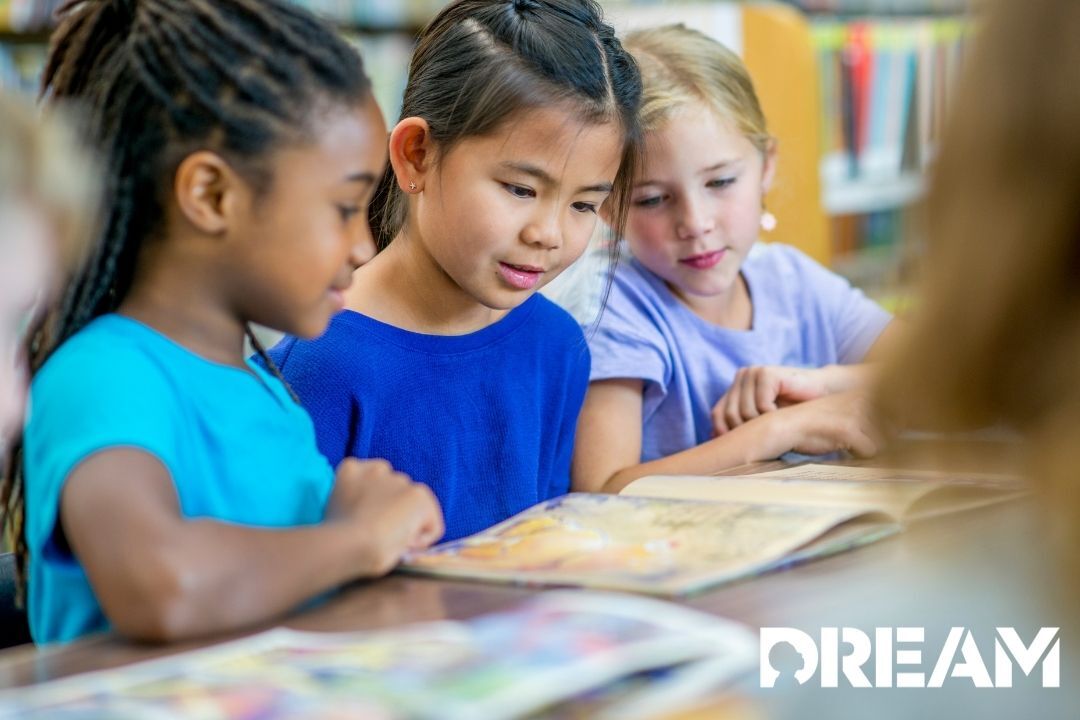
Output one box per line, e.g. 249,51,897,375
760,208,777,232
408,182,417,192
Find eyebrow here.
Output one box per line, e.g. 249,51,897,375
635,160,741,187
501,161,613,195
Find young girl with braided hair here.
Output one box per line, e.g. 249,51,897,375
1,0,443,645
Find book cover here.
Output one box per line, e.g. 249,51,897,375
0,592,757,720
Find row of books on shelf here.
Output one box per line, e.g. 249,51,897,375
291,0,447,29
794,0,967,13
832,204,906,258
0,41,42,94
0,22,418,113
813,15,967,206
0,0,60,33
0,0,448,33
348,33,415,126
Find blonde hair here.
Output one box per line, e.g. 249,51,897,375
0,93,97,271
623,24,770,153
1,94,98,555
878,0,1080,592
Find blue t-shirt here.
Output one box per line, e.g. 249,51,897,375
24,315,334,645
587,243,892,462
263,294,590,541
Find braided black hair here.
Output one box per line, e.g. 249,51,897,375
1,0,373,603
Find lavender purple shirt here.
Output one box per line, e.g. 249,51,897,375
587,243,892,462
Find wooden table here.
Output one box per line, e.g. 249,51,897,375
2,442,1076,717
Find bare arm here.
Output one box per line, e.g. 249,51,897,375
713,319,903,433
572,379,781,494
62,449,443,642
862,319,902,363
573,380,879,495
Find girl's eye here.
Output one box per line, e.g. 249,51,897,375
337,204,361,222
571,201,598,214
633,195,664,208
504,183,535,199
707,177,736,190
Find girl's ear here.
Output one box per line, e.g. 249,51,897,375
761,138,778,194
174,151,240,235
388,117,434,193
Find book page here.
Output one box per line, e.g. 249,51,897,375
750,463,1023,487
622,464,1025,521
402,494,892,595
621,474,928,519
0,592,757,720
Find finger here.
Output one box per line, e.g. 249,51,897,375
712,406,729,436
412,485,445,546
354,458,393,477
778,374,825,404
723,399,742,433
847,428,879,457
737,370,759,424
755,372,780,415
412,512,445,548
719,372,745,430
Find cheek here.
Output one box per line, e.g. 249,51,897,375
726,186,764,230
628,213,671,253
562,214,598,257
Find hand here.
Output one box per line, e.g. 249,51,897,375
761,390,881,458
713,366,832,435
326,458,445,576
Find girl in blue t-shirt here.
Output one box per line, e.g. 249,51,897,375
266,0,643,541
574,25,897,493
0,0,443,645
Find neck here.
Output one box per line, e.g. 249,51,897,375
346,224,508,335
670,272,753,330
119,241,249,369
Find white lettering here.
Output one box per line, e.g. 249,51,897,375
760,628,818,688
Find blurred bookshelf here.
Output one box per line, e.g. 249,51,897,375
1,0,969,302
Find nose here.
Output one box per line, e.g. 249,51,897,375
520,211,561,251
675,193,716,241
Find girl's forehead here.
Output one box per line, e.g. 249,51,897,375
643,106,755,161
274,101,387,177
465,108,623,177
500,105,618,148
654,104,743,143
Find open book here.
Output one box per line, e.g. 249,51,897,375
0,592,756,720
402,464,1026,596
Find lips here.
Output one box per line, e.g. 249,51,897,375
678,249,726,270
498,262,544,290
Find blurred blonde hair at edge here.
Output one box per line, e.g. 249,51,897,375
0,93,96,274
877,0,1080,590
1,92,98,545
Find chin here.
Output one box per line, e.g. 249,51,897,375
489,288,538,311
286,311,333,340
